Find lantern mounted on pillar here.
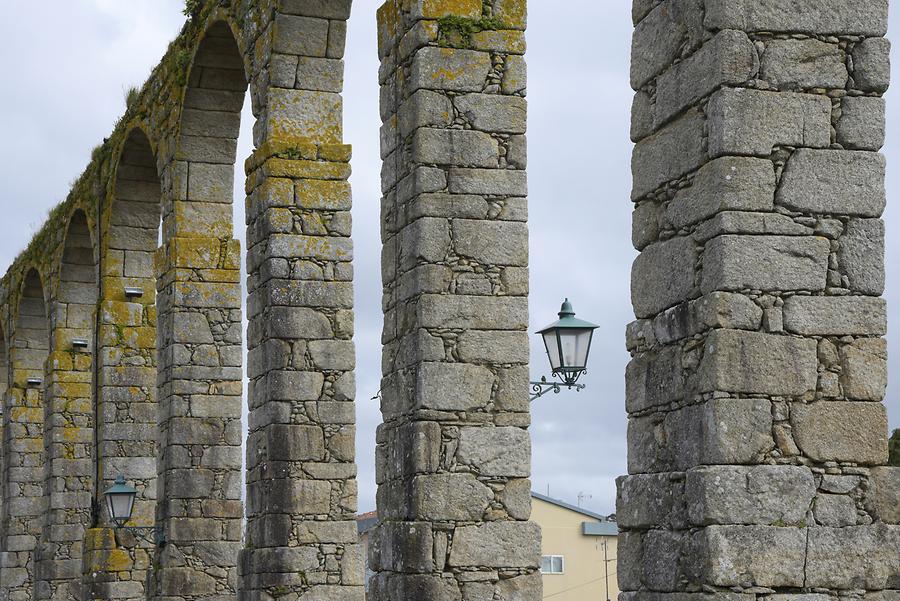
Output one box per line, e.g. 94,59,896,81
103,475,165,546
531,299,598,401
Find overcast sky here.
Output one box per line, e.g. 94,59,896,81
0,1,897,516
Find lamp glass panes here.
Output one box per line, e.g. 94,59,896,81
537,299,598,383
104,475,137,527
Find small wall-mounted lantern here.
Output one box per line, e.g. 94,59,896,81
26,377,42,387
531,299,599,401
71,338,90,351
103,475,165,546
105,475,137,528
123,287,143,299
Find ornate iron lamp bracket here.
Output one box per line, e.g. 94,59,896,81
530,375,586,401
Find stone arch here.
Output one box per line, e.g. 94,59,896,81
35,209,99,600
151,17,249,599
151,5,360,597
165,19,247,237
371,3,536,600
0,321,7,548
0,321,7,404
15,269,50,373
1,267,50,599
0,3,359,598
85,127,162,600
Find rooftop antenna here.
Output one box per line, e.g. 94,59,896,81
577,491,592,507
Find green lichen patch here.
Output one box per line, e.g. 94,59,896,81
124,86,140,109
436,15,507,48
183,0,203,18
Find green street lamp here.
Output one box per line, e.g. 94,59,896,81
531,299,598,401
103,475,165,546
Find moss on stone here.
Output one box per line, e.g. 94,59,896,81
183,0,203,18
436,14,507,48
125,86,140,108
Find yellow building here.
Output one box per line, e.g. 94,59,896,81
532,492,618,601
358,493,619,601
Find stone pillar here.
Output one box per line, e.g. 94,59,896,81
153,157,244,595
372,2,539,600
0,326,6,549
153,234,243,600
238,2,363,598
621,0,899,596
0,324,7,599
1,270,50,601
86,129,162,601
150,17,250,600
35,211,97,601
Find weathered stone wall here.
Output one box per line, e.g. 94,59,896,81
85,128,161,600
1,1,897,600
3,268,52,601
372,2,539,601
0,1,362,600
38,211,97,601
239,2,363,600
621,0,899,596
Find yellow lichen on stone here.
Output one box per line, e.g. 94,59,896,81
101,277,157,304
118,326,156,349
10,407,43,424
266,89,343,146
245,140,318,173
54,370,91,384
11,369,39,387
296,180,352,210
49,350,74,371
59,425,91,443
171,201,232,239
493,0,526,29
74,354,92,372
22,438,44,453
84,528,116,551
166,237,222,269
197,268,241,283
261,159,351,181
471,29,526,53
222,239,241,269
88,548,134,573
318,144,353,163
65,398,92,414
101,300,144,327
99,325,124,347
377,0,403,53
102,249,125,278
418,0,481,19
53,382,91,398
430,47,468,82
267,208,294,232
173,280,241,308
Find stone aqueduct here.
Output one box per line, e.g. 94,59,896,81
0,0,897,600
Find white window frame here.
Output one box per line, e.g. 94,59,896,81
541,555,565,575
